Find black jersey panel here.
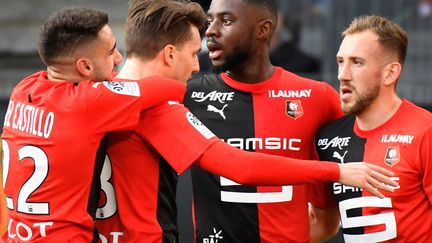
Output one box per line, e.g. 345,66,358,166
315,115,367,236
157,158,180,242
185,74,261,243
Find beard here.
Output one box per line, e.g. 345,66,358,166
212,47,249,73
211,31,253,73
341,82,380,115
92,64,114,82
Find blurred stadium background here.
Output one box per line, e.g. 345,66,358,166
0,0,431,242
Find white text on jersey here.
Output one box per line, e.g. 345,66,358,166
334,177,400,195
191,91,234,103
99,232,123,243
317,136,351,150
268,89,312,98
222,137,301,151
381,134,414,144
3,100,55,139
7,218,53,241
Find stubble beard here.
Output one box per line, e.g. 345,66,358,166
341,83,380,115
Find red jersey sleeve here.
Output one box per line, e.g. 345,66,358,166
307,145,337,208
196,140,341,185
323,83,344,122
83,76,186,135
135,102,218,174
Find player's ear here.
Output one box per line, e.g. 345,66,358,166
163,45,176,67
257,18,273,41
383,62,402,86
76,57,93,78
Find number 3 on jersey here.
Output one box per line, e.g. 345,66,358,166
2,139,49,214
96,156,117,219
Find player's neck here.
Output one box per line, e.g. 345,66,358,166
116,57,162,80
46,66,81,83
226,56,274,84
355,93,402,131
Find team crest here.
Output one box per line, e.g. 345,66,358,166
384,146,400,167
285,100,303,119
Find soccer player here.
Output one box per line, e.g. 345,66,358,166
94,1,398,242
310,15,432,242
1,7,185,242
182,0,368,242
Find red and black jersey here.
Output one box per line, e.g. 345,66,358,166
95,79,218,243
1,71,185,242
183,67,342,243
312,100,432,242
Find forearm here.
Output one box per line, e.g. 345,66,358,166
196,140,340,186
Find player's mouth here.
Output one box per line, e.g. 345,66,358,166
207,41,223,60
340,85,353,101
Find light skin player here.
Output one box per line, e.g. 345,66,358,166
310,15,432,243
1,7,185,242
93,0,397,243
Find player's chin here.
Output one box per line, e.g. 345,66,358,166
210,58,224,67
210,61,228,73
341,102,356,114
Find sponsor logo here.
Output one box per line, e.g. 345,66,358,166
6,219,53,241
333,182,362,194
285,100,304,119
381,134,414,144
222,137,301,151
333,150,348,164
202,228,223,243
207,104,228,119
268,89,312,98
317,136,351,150
102,81,140,97
191,91,234,103
384,146,400,167
186,112,215,139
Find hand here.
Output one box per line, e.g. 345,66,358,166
338,162,399,198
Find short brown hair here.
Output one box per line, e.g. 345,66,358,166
125,0,206,60
342,15,408,64
38,7,108,66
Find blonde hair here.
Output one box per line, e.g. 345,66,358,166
342,15,408,64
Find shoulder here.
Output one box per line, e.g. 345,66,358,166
318,115,355,135
278,68,336,92
402,100,432,121
187,73,221,88
399,102,432,145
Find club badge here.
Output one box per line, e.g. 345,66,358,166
384,146,400,167
286,100,304,120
